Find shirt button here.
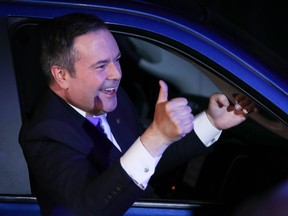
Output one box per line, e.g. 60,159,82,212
144,167,149,173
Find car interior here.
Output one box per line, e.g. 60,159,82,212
1,16,288,215
116,33,288,202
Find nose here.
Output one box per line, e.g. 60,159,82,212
107,62,122,80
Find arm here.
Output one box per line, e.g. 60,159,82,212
122,82,252,182
20,120,143,216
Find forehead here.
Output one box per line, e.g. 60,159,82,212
73,29,119,56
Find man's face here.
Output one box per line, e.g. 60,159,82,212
65,29,122,115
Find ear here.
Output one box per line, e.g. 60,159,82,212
50,65,69,89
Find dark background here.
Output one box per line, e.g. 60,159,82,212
203,0,288,62
147,0,288,64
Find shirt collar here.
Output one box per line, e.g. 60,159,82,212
68,103,107,118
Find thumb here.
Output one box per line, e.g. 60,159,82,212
156,80,168,104
218,94,230,108
210,94,229,108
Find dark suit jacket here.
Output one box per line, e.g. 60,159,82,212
19,87,207,216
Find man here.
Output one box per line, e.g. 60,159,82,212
19,13,252,216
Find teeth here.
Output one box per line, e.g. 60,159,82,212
100,88,115,94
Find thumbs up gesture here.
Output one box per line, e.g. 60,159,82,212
140,80,194,157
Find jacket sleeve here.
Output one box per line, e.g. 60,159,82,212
154,130,210,177
19,119,144,216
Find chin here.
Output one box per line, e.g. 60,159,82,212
103,101,117,113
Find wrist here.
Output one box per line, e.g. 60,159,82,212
140,124,170,157
205,110,218,129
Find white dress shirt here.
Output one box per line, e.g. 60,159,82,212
120,111,221,189
69,104,221,190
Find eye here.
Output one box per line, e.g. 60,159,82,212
97,64,107,70
115,54,121,63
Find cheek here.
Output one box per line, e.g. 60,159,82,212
70,80,98,105
84,75,103,92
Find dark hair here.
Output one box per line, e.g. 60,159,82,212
40,13,107,84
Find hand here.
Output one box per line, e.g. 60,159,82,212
153,80,194,141
233,94,257,114
140,80,194,157
206,93,256,130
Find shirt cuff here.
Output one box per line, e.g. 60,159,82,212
120,137,161,190
194,111,222,147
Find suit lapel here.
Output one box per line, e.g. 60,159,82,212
82,118,123,169
107,111,139,154
107,87,141,154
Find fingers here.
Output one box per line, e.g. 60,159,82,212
210,94,230,108
156,80,168,104
233,94,257,114
212,93,256,115
234,94,249,110
168,98,194,135
153,80,194,143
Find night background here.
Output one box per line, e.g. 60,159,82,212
148,0,288,64
204,0,288,62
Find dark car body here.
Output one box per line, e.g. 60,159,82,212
0,0,287,215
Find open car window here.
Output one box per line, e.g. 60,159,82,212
2,17,288,211
117,34,288,139
115,33,288,203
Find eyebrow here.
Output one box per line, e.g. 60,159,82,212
89,52,121,69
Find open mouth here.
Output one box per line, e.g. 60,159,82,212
99,87,116,95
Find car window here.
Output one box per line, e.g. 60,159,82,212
4,17,288,211
115,33,288,205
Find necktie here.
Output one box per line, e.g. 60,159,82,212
86,116,106,136
86,115,122,152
